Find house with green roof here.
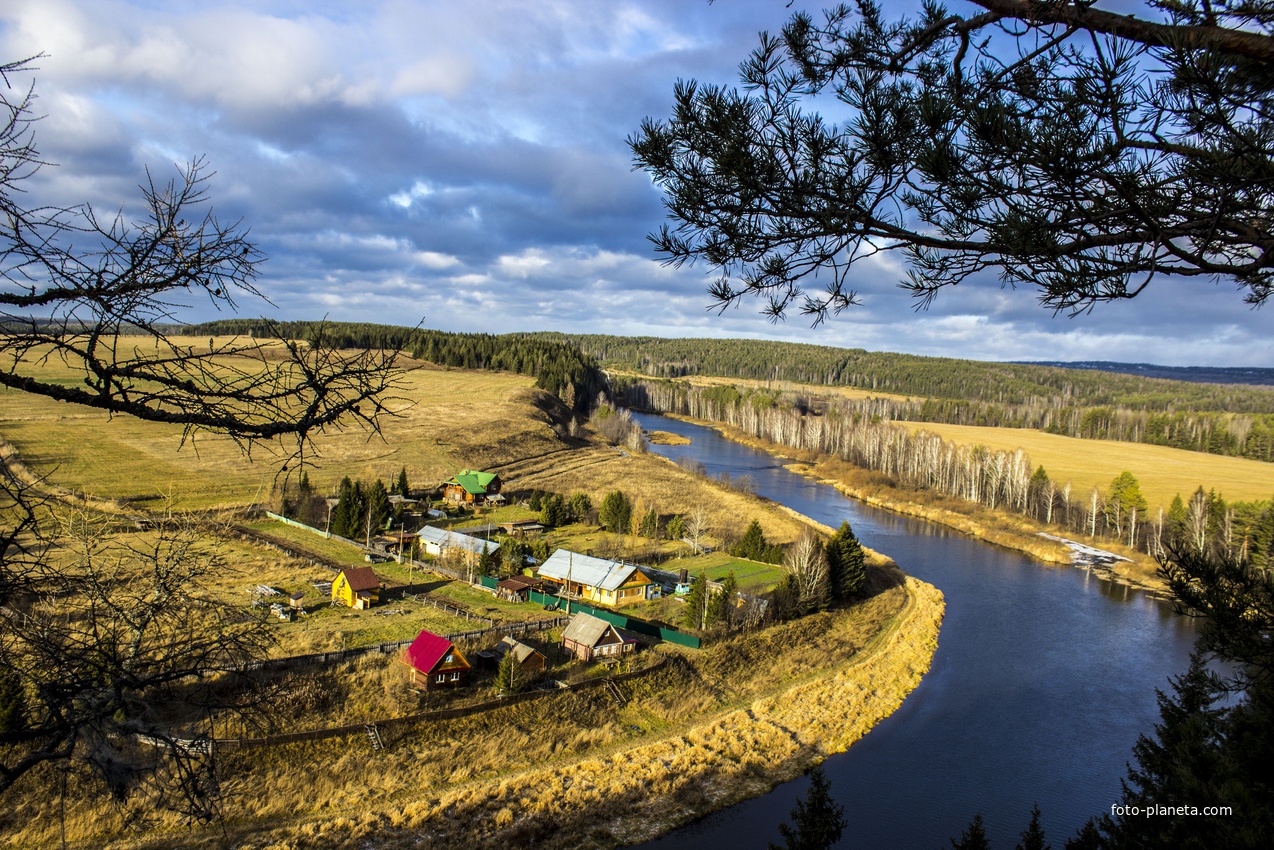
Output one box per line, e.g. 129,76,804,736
442,469,504,506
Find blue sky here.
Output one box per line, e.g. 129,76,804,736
2,0,1268,366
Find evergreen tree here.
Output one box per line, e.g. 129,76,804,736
599,490,633,534
367,479,392,535
769,572,801,623
769,766,847,850
682,574,709,630
709,572,738,631
733,519,768,561
528,490,545,512
476,544,496,578
952,814,990,850
540,493,568,528
568,492,592,522
331,477,365,538
826,521,867,600
640,506,660,539
1016,804,1049,850
395,466,410,499
666,514,686,543
494,650,525,697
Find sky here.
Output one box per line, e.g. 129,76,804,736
1,0,1268,367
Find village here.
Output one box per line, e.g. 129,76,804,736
227,464,794,737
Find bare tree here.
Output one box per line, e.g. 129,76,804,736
0,58,399,464
0,491,273,820
784,530,830,615
685,504,710,554
0,57,397,818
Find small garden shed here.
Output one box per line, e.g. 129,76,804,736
332,567,380,609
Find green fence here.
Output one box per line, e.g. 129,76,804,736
479,575,498,589
526,590,700,649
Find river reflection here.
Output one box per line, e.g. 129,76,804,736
629,412,1198,850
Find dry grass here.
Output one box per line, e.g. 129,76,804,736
899,421,1274,508
0,339,565,510
9,571,942,850
503,446,808,546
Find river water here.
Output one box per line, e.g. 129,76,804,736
629,412,1198,850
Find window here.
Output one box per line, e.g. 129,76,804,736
435,674,445,683
445,653,453,663
450,671,460,681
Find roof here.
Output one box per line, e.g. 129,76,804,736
496,575,543,592
537,549,650,593
417,525,500,555
562,613,622,648
446,469,499,495
497,636,544,664
404,629,454,673
338,566,380,592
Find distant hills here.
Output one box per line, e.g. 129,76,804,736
1015,361,1274,387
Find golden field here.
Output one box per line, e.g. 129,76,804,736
0,338,567,510
899,421,1274,508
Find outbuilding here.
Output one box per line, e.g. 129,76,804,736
331,567,380,609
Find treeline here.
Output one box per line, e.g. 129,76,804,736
541,334,1274,462
186,320,607,414
617,378,1274,563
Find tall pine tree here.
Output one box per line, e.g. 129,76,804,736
827,521,866,600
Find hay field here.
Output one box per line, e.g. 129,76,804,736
900,421,1274,508
0,338,564,510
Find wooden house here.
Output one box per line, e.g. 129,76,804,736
536,549,659,606
492,636,546,674
499,520,544,536
332,567,380,609
561,612,636,662
403,630,471,689
442,470,504,506
417,525,500,566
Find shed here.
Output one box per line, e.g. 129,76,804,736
403,630,471,689
561,612,636,662
494,574,547,602
332,567,380,609
492,636,547,674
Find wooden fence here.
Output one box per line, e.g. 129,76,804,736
213,653,668,751
244,616,569,674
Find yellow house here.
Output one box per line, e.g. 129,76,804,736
332,566,380,609
536,549,659,606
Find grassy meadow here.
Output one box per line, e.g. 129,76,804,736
900,421,1274,508
0,337,565,511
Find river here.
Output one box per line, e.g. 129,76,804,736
629,411,1198,850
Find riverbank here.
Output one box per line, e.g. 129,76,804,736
662,415,1167,595
67,571,941,850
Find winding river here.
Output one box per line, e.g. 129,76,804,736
629,411,1199,850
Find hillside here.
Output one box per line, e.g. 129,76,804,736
539,333,1274,462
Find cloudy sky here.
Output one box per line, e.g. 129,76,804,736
1,0,1267,366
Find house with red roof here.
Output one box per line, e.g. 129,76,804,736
403,629,471,689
